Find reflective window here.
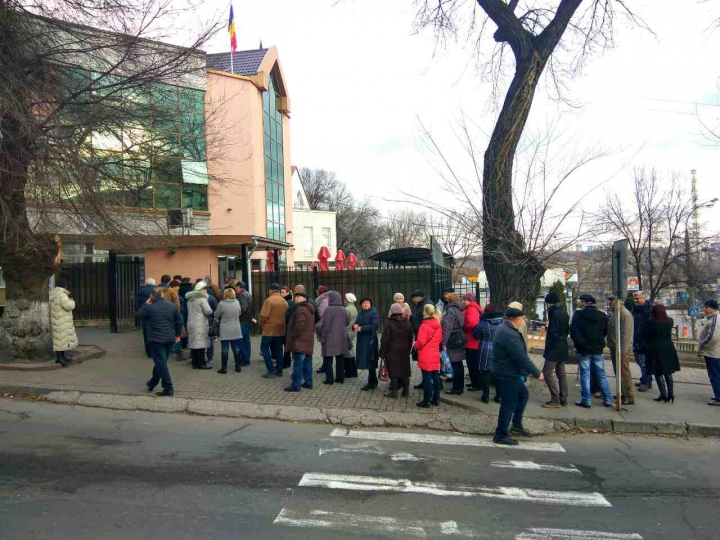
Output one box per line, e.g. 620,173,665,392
263,72,285,240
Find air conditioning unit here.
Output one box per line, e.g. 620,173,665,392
167,208,193,230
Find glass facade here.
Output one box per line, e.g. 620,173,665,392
263,73,285,241
59,69,209,211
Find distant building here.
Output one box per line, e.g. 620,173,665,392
290,167,337,268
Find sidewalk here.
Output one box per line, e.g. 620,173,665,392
2,328,718,436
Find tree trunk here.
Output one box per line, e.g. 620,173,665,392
482,53,548,312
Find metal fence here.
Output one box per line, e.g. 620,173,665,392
250,264,451,332
56,257,143,330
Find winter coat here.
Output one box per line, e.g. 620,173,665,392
135,284,155,312
544,304,570,362
379,315,414,379
441,302,466,364
492,321,541,379
387,302,412,321
462,301,483,350
178,282,193,300
606,305,634,355
414,317,443,371
315,291,350,357
571,306,608,356
208,283,222,303
477,312,504,371
355,305,380,371
699,312,720,359
632,301,652,354
345,302,358,355
411,297,434,336
645,319,680,376
316,291,331,320
283,295,294,323
49,287,79,352
185,290,213,349
237,290,253,324
161,287,181,311
286,301,316,356
136,298,182,344
259,292,288,337
214,299,242,341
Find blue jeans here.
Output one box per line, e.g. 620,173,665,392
635,352,652,387
221,339,242,369
705,357,720,400
206,342,215,365
421,370,440,404
578,354,612,405
291,352,313,389
149,342,173,390
240,323,252,364
495,377,528,439
261,336,284,374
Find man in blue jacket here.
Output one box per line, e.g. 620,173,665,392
492,307,544,446
136,288,183,397
632,291,653,391
135,278,156,359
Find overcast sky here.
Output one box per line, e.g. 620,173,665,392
197,0,720,227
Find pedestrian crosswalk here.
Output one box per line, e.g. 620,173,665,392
274,428,644,539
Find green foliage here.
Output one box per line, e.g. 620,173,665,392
549,280,567,307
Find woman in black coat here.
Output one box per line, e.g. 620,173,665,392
354,297,380,391
379,303,414,398
645,304,680,403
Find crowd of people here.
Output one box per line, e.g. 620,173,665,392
132,275,720,445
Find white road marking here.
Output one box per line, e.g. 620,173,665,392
318,447,427,462
491,460,580,474
298,473,611,507
516,529,642,539
330,428,566,453
391,452,423,462
274,508,480,537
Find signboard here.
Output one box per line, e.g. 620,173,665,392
627,276,639,291
430,236,445,268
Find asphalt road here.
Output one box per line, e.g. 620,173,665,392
0,398,718,540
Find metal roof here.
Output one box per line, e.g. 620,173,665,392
206,49,268,76
369,247,454,267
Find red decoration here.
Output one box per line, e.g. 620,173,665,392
317,246,330,272
335,250,346,270
359,260,365,268
347,253,358,270
310,262,317,269
266,251,275,272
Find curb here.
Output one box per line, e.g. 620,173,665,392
0,344,105,371
39,390,559,436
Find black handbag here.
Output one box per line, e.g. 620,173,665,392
208,323,220,338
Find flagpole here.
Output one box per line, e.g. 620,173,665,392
230,51,234,74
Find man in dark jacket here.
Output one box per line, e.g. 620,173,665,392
632,291,653,391
136,288,183,397
571,294,612,408
234,281,253,366
284,292,316,392
541,293,570,408
136,278,157,358
492,307,543,446
410,290,434,337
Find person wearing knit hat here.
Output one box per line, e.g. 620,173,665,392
388,292,412,321
541,292,570,408
355,297,381,391
316,286,332,320
259,283,289,377
380,303,414,397
342,293,359,378
293,284,306,294
461,292,484,392
185,280,213,370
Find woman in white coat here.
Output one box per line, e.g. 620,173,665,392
50,279,78,366
185,281,213,370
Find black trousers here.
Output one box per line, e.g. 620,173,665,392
323,356,345,382
344,356,358,378
190,348,206,368
451,361,465,392
480,370,498,399
465,348,481,388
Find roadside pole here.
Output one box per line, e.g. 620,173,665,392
612,240,628,413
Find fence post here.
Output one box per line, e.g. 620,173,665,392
312,266,319,296
475,282,480,304
108,251,118,333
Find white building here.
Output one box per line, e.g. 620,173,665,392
290,167,337,267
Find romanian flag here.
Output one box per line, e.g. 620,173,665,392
228,5,237,54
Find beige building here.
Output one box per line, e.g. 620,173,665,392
290,167,337,267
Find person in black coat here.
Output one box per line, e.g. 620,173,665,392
571,295,613,408
379,303,414,398
632,291,654,390
542,293,570,408
492,307,543,446
645,304,680,403
354,297,380,391
136,279,157,359
136,288,183,397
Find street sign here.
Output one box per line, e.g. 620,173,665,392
612,240,628,299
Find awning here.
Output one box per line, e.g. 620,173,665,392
63,234,292,253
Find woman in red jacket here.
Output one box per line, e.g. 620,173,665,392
414,304,444,408
462,293,484,392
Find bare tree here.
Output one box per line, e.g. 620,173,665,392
594,168,717,302
0,1,221,357
424,212,481,278
413,0,646,309
336,198,387,262
384,209,428,249
298,168,353,212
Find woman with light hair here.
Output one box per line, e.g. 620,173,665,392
214,287,243,374
185,281,213,369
